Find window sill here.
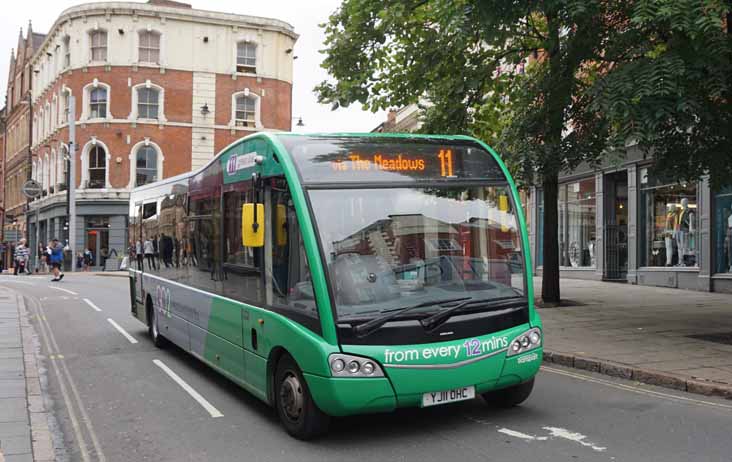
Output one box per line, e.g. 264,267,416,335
558,266,596,271
638,266,699,272
711,273,732,279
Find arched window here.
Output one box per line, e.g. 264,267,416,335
89,88,107,119
43,154,50,193
236,41,257,74
138,31,160,64
88,146,106,189
234,95,256,127
135,145,158,186
89,30,108,61
137,87,159,119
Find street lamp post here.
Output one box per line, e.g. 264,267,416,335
67,96,76,272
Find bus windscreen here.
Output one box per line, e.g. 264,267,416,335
279,136,506,184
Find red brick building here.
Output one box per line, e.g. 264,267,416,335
18,0,297,269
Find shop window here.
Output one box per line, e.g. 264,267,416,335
640,173,698,267
559,179,596,268
714,187,732,274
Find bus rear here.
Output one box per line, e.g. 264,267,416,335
281,135,541,416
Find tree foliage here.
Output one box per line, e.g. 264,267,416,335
316,0,732,302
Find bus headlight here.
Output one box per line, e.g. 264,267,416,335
328,354,385,377
506,328,542,357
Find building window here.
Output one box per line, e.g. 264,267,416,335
640,172,698,268
88,146,106,189
236,41,256,73
89,30,107,61
63,36,71,68
138,31,160,64
137,87,159,119
135,145,158,186
62,91,70,123
235,95,256,127
89,88,107,119
714,187,732,274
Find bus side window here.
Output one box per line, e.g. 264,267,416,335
222,188,265,305
268,184,319,330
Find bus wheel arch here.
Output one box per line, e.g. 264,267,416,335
270,350,330,439
266,346,288,405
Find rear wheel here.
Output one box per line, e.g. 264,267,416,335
274,354,329,440
482,378,534,408
147,300,167,348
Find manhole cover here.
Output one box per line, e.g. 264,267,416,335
687,332,732,345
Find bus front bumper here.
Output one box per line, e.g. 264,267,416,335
304,347,542,417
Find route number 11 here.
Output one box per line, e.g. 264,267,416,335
438,149,454,177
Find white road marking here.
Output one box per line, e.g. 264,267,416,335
49,286,78,295
153,359,224,418
83,298,102,312
541,365,732,411
498,428,548,441
106,318,138,344
543,427,606,452
25,294,106,462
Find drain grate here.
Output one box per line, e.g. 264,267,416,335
687,332,732,346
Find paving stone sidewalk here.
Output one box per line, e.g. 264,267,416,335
0,287,54,462
537,278,732,397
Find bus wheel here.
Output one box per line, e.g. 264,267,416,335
274,354,329,440
148,302,167,349
482,378,534,408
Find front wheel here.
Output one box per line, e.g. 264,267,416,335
482,378,534,408
274,354,330,440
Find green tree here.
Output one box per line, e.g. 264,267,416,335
316,0,731,304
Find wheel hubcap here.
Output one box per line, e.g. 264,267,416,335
279,373,304,422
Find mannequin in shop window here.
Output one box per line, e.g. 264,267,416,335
664,204,678,266
677,198,695,266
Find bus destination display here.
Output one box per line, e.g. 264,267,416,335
282,136,505,184
330,149,453,176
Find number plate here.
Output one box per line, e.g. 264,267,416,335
421,386,475,407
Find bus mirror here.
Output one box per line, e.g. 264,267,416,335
242,203,265,247
276,204,287,246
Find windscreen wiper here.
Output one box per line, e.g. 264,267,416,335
420,296,527,332
352,297,472,338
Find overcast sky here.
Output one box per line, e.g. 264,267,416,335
0,0,386,132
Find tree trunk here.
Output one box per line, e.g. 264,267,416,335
541,172,561,304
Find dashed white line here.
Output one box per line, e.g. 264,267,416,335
83,298,102,312
106,318,138,344
153,359,224,418
49,286,78,295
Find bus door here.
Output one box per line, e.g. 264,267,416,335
133,202,144,305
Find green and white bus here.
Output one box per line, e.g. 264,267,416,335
128,133,541,439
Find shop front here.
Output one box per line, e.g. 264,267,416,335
530,156,731,293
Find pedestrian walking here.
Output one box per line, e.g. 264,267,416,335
135,240,144,270
49,238,65,282
83,248,93,272
13,239,29,275
100,246,109,271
